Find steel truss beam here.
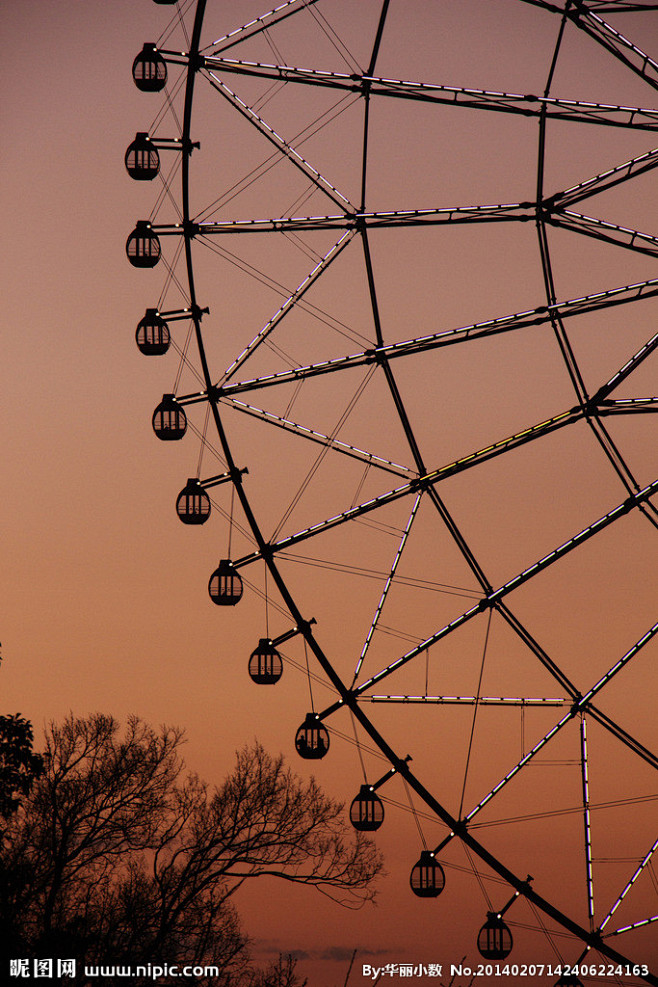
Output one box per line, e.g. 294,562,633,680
210,278,658,397
199,57,658,130
193,204,531,234
600,397,658,413
568,1,658,90
596,330,658,400
576,2,658,9
229,407,583,568
517,1,658,17
221,396,414,477
547,148,658,209
204,0,322,55
362,695,569,706
544,209,658,257
352,477,658,696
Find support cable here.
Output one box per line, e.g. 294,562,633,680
350,708,368,785
600,835,658,932
303,636,315,712
196,402,211,477
353,492,422,682
463,618,658,826
221,229,356,382
402,774,427,850
270,366,376,540
204,70,355,211
458,610,493,820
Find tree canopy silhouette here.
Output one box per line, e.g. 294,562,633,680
1,714,381,985
0,713,43,820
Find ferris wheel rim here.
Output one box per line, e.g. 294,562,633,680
133,1,658,978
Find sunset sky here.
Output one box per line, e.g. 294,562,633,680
3,1,658,983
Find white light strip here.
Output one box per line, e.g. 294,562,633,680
606,397,658,407
203,57,658,122
354,493,422,679
599,835,658,931
464,711,573,821
221,230,355,382
220,279,658,396
560,209,658,249
224,398,412,474
206,72,353,207
210,0,308,48
581,716,595,922
363,695,568,705
602,331,658,394
580,619,658,706
586,8,658,74
555,147,658,206
606,913,658,937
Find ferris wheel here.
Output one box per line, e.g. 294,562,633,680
126,1,658,981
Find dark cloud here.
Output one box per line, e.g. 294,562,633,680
254,942,392,962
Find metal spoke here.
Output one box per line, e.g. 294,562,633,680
581,716,595,926
600,397,658,413
587,704,658,771
221,396,415,477
353,492,422,681
194,203,531,234
220,229,356,382
461,618,658,825
546,209,658,258
605,914,658,938
495,599,580,698
203,70,355,211
548,147,658,209
215,278,658,396
567,3,658,90
200,57,658,130
579,2,658,10
204,0,321,55
354,478,658,696
367,0,391,78
596,330,658,400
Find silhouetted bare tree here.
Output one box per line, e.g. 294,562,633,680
1,714,381,986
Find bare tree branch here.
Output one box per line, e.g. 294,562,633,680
0,715,380,986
